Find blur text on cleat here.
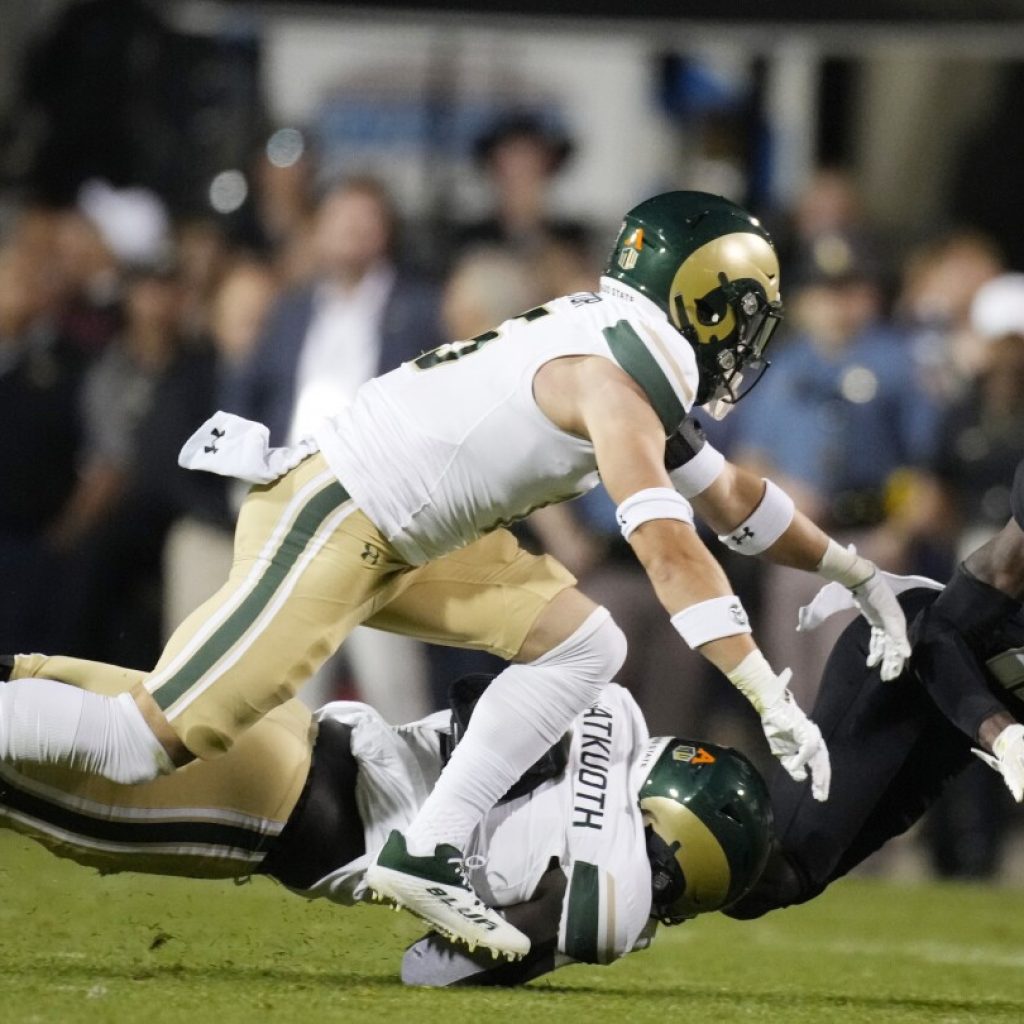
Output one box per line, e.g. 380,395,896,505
366,830,530,960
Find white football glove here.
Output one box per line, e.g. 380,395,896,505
974,724,1024,802
726,653,831,801
759,681,831,801
812,541,913,682
850,572,912,682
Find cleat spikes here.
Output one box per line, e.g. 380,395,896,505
365,830,531,960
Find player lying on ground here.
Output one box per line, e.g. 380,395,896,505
12,558,1019,990
727,458,1024,918
0,192,910,958
0,653,772,983
10,494,1017,989
409,461,1024,980
406,508,1024,981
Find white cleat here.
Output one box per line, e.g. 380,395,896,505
366,830,530,960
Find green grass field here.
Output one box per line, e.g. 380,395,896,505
2,833,1024,1024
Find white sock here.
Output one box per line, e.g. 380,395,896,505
404,608,626,855
0,678,174,784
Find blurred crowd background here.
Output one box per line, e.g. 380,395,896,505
2,0,1024,881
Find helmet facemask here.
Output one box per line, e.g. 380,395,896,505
674,276,784,418
645,824,690,925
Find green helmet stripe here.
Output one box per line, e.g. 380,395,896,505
603,320,684,434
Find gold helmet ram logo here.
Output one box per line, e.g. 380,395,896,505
669,232,781,346
641,795,732,914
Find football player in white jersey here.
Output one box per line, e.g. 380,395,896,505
0,192,910,958
1,652,772,985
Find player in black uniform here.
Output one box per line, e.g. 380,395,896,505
727,459,1024,918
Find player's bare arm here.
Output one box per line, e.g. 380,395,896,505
565,358,756,673
663,416,910,680
692,461,830,571
536,354,829,799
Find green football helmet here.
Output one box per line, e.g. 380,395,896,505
604,191,784,412
638,735,773,924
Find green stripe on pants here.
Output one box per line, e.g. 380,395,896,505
152,479,348,712
0,767,274,855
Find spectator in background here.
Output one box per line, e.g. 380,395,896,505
441,247,543,339
770,167,871,278
919,274,1024,563
458,112,595,296
789,168,863,242
226,126,318,286
221,175,443,719
0,240,86,653
162,258,282,640
730,230,941,705
60,259,227,669
50,207,123,358
222,175,443,444
897,230,1004,403
248,127,317,265
48,179,176,360
174,218,233,341
209,259,283,373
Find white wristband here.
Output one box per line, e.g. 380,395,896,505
817,538,875,589
668,442,725,498
616,487,694,541
725,649,787,713
671,596,751,649
718,479,795,555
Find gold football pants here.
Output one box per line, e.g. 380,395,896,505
141,454,573,758
4,655,312,879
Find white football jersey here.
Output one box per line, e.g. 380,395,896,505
314,279,699,564
465,682,654,964
306,684,654,967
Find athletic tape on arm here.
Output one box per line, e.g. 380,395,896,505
718,479,795,555
616,487,694,541
817,538,875,588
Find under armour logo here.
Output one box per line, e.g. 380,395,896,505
730,526,755,546
361,543,381,566
204,427,226,454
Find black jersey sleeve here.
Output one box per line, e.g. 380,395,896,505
909,567,1014,741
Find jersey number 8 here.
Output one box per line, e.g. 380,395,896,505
413,305,551,370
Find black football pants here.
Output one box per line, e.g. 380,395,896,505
728,589,973,918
